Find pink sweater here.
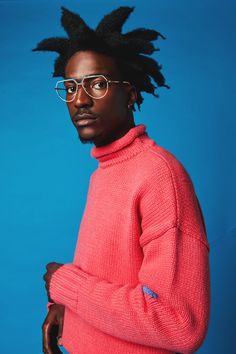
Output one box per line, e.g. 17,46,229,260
50,124,210,354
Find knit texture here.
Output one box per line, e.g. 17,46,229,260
49,124,210,354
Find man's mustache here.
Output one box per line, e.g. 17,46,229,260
73,109,98,121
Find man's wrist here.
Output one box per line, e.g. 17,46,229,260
46,302,55,311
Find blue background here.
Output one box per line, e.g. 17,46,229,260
1,0,235,353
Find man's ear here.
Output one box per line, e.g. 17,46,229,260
127,85,137,107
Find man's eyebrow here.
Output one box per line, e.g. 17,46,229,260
64,73,113,81
64,77,82,82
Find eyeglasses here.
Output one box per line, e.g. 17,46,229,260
55,74,131,102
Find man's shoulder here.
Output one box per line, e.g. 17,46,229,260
136,141,191,183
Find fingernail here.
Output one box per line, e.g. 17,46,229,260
57,337,63,346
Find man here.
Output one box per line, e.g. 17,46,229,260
33,6,210,354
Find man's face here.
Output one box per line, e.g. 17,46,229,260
64,51,135,146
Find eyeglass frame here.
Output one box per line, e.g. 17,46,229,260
55,74,131,102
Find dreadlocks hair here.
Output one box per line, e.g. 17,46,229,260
32,6,170,110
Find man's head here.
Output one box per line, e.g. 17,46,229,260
33,6,169,146
63,50,137,146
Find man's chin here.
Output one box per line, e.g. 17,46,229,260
77,132,95,145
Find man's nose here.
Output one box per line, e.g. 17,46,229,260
73,86,93,108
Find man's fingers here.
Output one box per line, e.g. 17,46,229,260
43,323,62,354
57,315,64,346
42,313,59,354
58,313,64,337
49,325,62,353
42,303,64,353
42,321,53,354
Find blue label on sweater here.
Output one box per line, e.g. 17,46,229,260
142,286,158,299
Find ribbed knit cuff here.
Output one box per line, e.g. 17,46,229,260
49,264,88,312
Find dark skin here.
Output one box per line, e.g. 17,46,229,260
65,50,137,146
42,263,64,354
42,50,137,353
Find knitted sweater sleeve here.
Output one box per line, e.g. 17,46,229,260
49,162,210,354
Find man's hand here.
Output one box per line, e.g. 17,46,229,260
43,262,64,301
42,303,65,354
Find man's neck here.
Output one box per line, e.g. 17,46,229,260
94,117,135,148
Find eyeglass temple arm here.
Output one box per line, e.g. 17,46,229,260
108,80,131,85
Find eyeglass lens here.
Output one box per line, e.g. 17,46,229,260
56,76,109,101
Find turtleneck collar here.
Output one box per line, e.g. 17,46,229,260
90,124,155,168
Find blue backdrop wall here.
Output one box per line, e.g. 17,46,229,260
1,0,235,353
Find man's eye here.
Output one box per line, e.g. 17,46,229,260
66,86,76,94
92,80,107,90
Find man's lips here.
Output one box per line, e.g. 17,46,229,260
73,113,98,127
73,113,98,121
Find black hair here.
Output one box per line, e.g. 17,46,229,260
32,6,170,110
